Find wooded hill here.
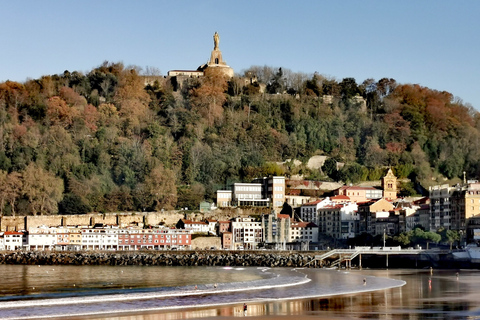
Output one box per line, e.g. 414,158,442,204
0,62,478,215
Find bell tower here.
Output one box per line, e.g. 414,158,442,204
382,168,397,200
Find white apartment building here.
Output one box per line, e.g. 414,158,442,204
81,226,119,250
429,184,456,231
26,226,57,250
177,219,210,233
231,217,263,249
3,231,24,250
216,176,286,208
299,198,335,225
289,222,319,243
232,183,268,207
216,190,232,207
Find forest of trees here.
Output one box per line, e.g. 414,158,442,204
0,61,478,216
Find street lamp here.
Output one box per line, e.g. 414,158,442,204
383,228,386,248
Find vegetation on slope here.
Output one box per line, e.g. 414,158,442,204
0,62,477,215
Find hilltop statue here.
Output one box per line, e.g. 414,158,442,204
214,31,220,50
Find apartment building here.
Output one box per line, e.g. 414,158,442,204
231,217,263,249
290,222,319,243
26,226,57,250
317,203,359,239
299,198,334,225
357,198,395,235
262,212,291,247
335,186,383,203
429,184,456,231
3,231,24,250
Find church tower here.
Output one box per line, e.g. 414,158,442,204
382,168,397,200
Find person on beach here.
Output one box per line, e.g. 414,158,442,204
194,285,197,290
363,278,366,285
243,303,247,316
214,283,217,289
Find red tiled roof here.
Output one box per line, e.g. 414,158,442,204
339,186,377,191
320,204,343,210
292,222,318,228
331,195,350,200
182,219,207,225
303,200,322,206
277,214,291,219
4,231,23,235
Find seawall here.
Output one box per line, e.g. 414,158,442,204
0,251,472,269
0,251,320,268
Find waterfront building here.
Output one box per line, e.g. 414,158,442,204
429,184,456,231
3,231,24,250
221,231,233,250
26,226,57,250
289,221,319,244
117,228,191,250
81,225,119,250
55,227,71,251
262,212,291,248
451,182,480,231
231,217,263,250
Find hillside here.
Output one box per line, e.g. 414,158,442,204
0,62,478,215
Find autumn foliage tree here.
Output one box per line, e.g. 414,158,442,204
189,68,228,125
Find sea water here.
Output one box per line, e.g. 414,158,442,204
0,264,404,319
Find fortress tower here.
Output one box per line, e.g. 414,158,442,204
382,168,397,200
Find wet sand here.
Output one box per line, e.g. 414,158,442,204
92,269,480,320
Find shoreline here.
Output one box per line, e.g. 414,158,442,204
66,273,406,320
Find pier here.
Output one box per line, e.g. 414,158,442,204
311,247,427,268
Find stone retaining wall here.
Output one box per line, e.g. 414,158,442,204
0,209,256,231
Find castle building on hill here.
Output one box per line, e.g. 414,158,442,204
167,31,234,80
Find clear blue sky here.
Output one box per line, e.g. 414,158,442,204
1,1,479,109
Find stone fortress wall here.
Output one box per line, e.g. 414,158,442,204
0,208,256,232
